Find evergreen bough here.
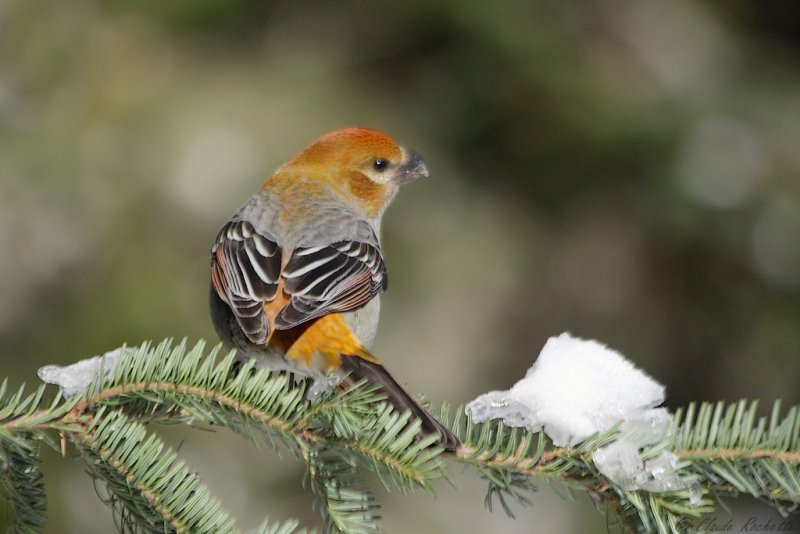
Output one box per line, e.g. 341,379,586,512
0,339,798,533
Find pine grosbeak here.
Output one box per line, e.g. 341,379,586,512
209,127,458,450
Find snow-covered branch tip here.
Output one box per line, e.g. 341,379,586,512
466,332,690,495
461,332,800,530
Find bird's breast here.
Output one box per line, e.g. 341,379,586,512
344,296,381,349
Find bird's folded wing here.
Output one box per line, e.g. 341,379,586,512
211,219,387,342
210,220,281,344
276,239,387,329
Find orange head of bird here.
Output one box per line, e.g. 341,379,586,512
278,127,428,217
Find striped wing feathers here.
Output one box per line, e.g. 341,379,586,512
211,221,386,344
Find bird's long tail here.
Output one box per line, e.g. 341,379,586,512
339,355,460,452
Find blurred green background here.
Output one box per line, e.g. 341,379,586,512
2,0,799,532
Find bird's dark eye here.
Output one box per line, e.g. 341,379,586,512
373,158,389,172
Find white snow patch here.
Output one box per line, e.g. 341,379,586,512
466,333,665,446
466,332,698,497
38,348,124,397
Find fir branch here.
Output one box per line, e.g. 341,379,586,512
75,340,447,494
4,339,800,534
671,400,800,515
71,406,237,534
334,405,445,493
452,398,800,533
1,380,75,443
611,490,694,533
301,443,379,534
254,518,305,534
0,380,74,533
0,435,46,533
25,340,443,531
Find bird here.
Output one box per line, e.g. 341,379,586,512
209,127,459,451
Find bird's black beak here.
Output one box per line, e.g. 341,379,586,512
397,152,428,184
